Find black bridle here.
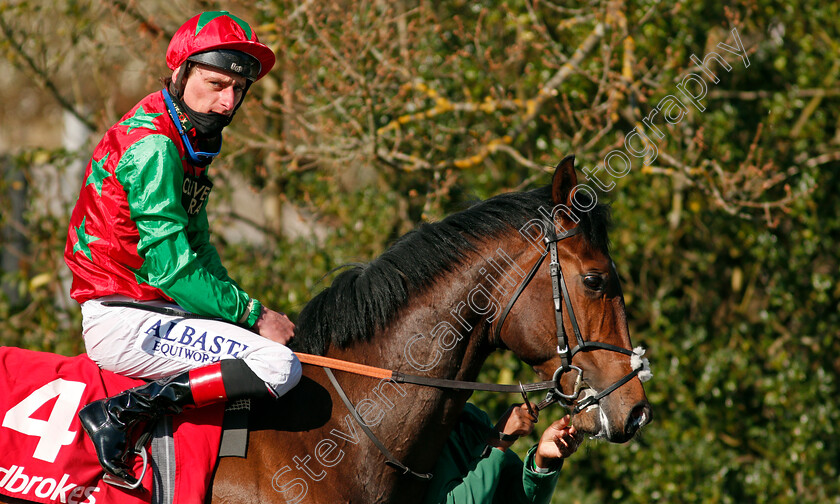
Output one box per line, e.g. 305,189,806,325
494,217,644,415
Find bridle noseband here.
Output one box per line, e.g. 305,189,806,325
494,217,645,414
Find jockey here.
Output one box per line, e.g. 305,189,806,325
63,11,301,485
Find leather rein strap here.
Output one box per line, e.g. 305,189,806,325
300,353,557,482
323,367,433,480
295,353,555,394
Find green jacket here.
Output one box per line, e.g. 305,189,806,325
423,404,561,504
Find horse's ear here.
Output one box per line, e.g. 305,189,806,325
551,155,578,205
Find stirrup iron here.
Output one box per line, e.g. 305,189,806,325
102,446,148,489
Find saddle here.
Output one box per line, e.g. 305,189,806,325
0,347,227,504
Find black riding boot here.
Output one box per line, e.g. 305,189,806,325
78,371,194,485
79,359,271,486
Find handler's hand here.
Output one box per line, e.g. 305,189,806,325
254,307,295,345
534,415,583,470
490,402,539,451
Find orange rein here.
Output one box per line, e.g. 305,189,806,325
295,352,394,380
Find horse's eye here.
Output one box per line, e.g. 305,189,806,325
583,274,605,291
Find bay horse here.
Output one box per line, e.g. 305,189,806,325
0,156,651,504
209,155,651,503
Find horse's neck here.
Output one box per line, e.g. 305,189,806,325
379,259,498,376
329,242,531,472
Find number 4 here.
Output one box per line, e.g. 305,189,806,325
2,378,87,463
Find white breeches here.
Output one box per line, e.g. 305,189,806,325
81,296,301,398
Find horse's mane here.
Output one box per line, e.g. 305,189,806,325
291,185,611,355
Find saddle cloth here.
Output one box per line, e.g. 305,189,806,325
0,347,223,504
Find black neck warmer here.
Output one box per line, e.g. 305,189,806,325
183,102,233,138
168,81,234,138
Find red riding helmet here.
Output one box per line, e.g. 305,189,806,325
166,11,275,81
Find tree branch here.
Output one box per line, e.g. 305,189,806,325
0,15,96,131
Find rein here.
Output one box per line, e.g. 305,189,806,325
294,353,556,395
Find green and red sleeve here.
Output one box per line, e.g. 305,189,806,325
115,134,261,326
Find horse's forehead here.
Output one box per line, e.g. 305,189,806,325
559,235,611,265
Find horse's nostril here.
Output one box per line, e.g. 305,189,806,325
625,402,651,436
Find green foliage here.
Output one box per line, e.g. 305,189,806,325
1,1,838,502
0,150,83,354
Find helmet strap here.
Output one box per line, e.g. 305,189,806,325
161,87,221,167
172,61,192,100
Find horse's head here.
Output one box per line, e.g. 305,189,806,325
495,155,652,443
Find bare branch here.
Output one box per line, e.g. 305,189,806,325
708,88,840,100
509,22,605,141
0,15,96,131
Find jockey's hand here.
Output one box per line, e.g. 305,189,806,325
490,402,539,451
254,306,295,345
534,414,583,470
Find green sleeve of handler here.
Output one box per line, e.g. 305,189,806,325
115,134,261,326
423,404,560,504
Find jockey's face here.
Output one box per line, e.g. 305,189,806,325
176,64,247,116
